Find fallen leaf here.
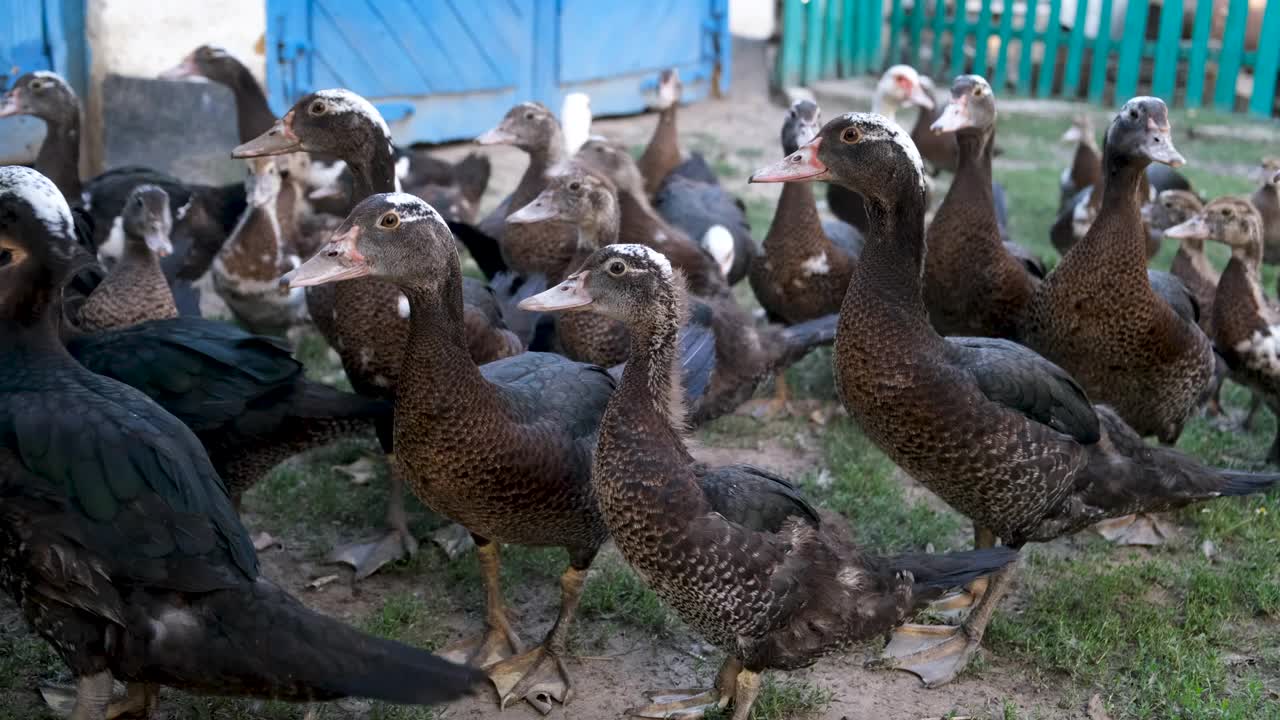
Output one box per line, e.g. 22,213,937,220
251,531,277,552
1087,694,1112,720
306,574,340,591
332,456,380,485
1200,539,1217,561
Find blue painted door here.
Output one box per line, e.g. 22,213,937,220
0,0,87,164
266,0,729,144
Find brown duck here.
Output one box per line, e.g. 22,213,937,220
1252,158,1280,263
521,242,1017,720
749,111,1278,687
475,103,578,280
1059,114,1102,213
1167,197,1280,462
1149,190,1213,327
75,185,177,332
234,89,523,578
289,192,615,714
1024,97,1212,444
922,75,1037,340
638,69,684,196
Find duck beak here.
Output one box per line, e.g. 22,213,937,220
288,226,370,287
159,54,203,81
143,228,173,257
308,185,344,201
0,89,25,118
1141,118,1185,168
749,137,828,183
507,192,560,224
907,81,935,110
476,123,516,146
1163,214,1209,241
931,97,972,134
518,271,594,312
234,114,301,158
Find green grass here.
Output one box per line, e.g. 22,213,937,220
704,676,834,720
578,555,675,636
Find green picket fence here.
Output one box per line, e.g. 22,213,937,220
777,0,1280,118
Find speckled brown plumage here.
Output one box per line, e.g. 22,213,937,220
749,101,856,324
638,70,684,197
1059,115,1101,213
527,244,1016,719
922,77,1036,340
1024,99,1212,443
1151,190,1215,332
1252,158,1280,263
476,103,578,280
76,186,178,332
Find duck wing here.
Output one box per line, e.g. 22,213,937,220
694,464,820,533
946,337,1100,444
1147,269,1200,326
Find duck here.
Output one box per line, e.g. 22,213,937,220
288,192,617,713
1059,114,1103,213
576,138,727,297
0,165,482,720
748,110,1278,686
506,164,632,367
1024,98,1213,444
159,45,276,143
638,69,686,197
1166,197,1280,462
922,75,1038,340
1149,190,1213,325
74,184,178,333
909,75,960,175
211,157,308,335
475,103,578,279
519,242,1018,720
234,89,524,578
1252,158,1280,263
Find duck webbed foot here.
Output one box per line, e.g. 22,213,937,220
874,562,1017,688
739,375,792,420
44,672,114,720
328,465,419,579
440,539,525,668
105,683,158,719
1093,512,1177,546
626,656,742,719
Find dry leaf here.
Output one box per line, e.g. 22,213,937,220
332,456,379,485
306,574,340,591
252,531,277,552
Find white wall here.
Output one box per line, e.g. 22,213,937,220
84,0,268,171
730,0,775,40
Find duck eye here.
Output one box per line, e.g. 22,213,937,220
1128,109,1139,121
379,212,400,229
840,126,862,144
0,249,11,267
607,260,626,276
569,181,582,192
310,101,327,116
524,112,535,120
29,80,45,91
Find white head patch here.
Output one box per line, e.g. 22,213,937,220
381,192,446,228
0,166,75,238
314,89,393,147
31,70,76,99
840,112,925,189
611,243,672,279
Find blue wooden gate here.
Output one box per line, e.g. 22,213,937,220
0,0,87,163
265,0,730,144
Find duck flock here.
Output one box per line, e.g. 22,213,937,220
2,45,1279,720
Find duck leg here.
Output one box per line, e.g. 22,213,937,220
875,559,1018,688
740,375,791,420
69,672,113,720
626,656,741,719
439,537,525,669
328,458,419,580
490,549,596,713
926,526,994,619
105,683,157,719
1246,393,1266,432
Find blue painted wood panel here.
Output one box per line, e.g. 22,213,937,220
265,0,728,144
0,0,87,163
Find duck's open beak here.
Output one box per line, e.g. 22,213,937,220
234,114,301,158
749,138,828,183
518,271,594,312
143,228,173,257
159,54,202,81
1162,214,1209,241
931,97,972,134
287,226,370,287
507,192,560,224
1141,118,1185,168
475,123,516,146
0,89,25,118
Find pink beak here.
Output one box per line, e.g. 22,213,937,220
748,137,829,183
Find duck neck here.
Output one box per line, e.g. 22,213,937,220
347,143,398,202
1071,136,1101,188
952,128,996,215
604,287,688,458
122,238,164,271
225,64,276,142
512,137,565,209
1,281,66,359
766,180,826,260
1232,241,1264,280
399,262,499,417
650,104,678,155
35,112,82,199
856,178,930,314
871,93,899,124
1092,145,1151,273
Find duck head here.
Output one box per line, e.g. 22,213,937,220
1261,158,1280,187
575,138,646,197
0,166,79,326
1105,97,1185,168
652,69,683,111
234,89,392,160
750,112,926,199
245,157,283,209
519,243,678,323
874,65,934,118
476,102,562,152
1060,114,1096,146
507,164,618,241
781,99,822,155
121,184,174,258
0,71,78,124
287,192,455,290
931,75,996,135
1165,197,1263,264
1146,189,1203,233
160,45,239,83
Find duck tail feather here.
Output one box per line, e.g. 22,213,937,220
1217,470,1280,497
776,314,838,367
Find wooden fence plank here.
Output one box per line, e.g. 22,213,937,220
992,0,1017,89
1151,0,1184,103
1016,0,1040,95
908,0,928,64
1114,0,1150,100
973,0,995,78
1035,0,1063,97
1087,0,1114,104
888,0,906,66
823,0,842,79
930,0,948,75
803,0,826,84
1185,0,1214,107
864,0,884,71
1249,0,1280,116
951,0,970,76
1062,0,1090,97
1214,0,1249,111
779,0,806,87
842,0,858,74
